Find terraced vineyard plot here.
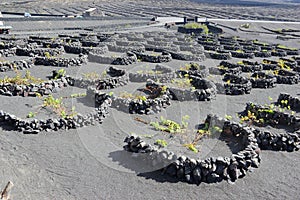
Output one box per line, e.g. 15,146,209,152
0,13,300,198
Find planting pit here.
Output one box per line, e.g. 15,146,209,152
162,75,217,101
88,51,137,65
129,63,175,83
123,114,261,185
101,81,171,115
132,50,172,63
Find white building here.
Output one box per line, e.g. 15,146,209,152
82,8,103,17
0,11,12,34
0,11,3,25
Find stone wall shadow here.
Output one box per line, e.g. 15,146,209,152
108,150,181,184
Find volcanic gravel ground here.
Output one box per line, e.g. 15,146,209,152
0,3,300,199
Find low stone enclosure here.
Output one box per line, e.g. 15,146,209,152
218,60,263,73
123,113,299,185
275,69,299,84
277,93,300,110
0,78,68,97
16,46,64,57
132,51,172,63
66,66,129,90
88,51,138,65
34,55,88,67
129,64,176,83
166,50,205,61
110,90,171,115
0,65,128,97
167,76,217,101
129,62,209,83
176,63,209,78
0,91,112,134
177,22,223,35
250,72,277,88
216,74,252,95
198,34,299,60
242,102,300,131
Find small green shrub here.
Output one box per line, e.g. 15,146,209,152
155,139,168,148
225,115,232,120
150,115,190,134
183,143,198,153
180,63,201,71
119,92,147,101
136,70,163,75
82,72,100,80
27,111,36,118
171,77,193,89
235,49,244,53
44,51,51,58
253,40,268,46
184,23,209,34
70,93,86,98
0,70,44,85
278,59,291,70
42,95,77,118
277,44,297,51
181,115,190,128
53,69,66,80
241,23,250,29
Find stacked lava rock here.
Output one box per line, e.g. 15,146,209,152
250,72,277,88
109,81,171,115
35,55,88,67
275,69,299,84
132,51,172,63
277,93,300,110
0,59,34,72
177,63,209,78
209,61,241,75
244,102,300,130
217,74,252,95
129,64,176,83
